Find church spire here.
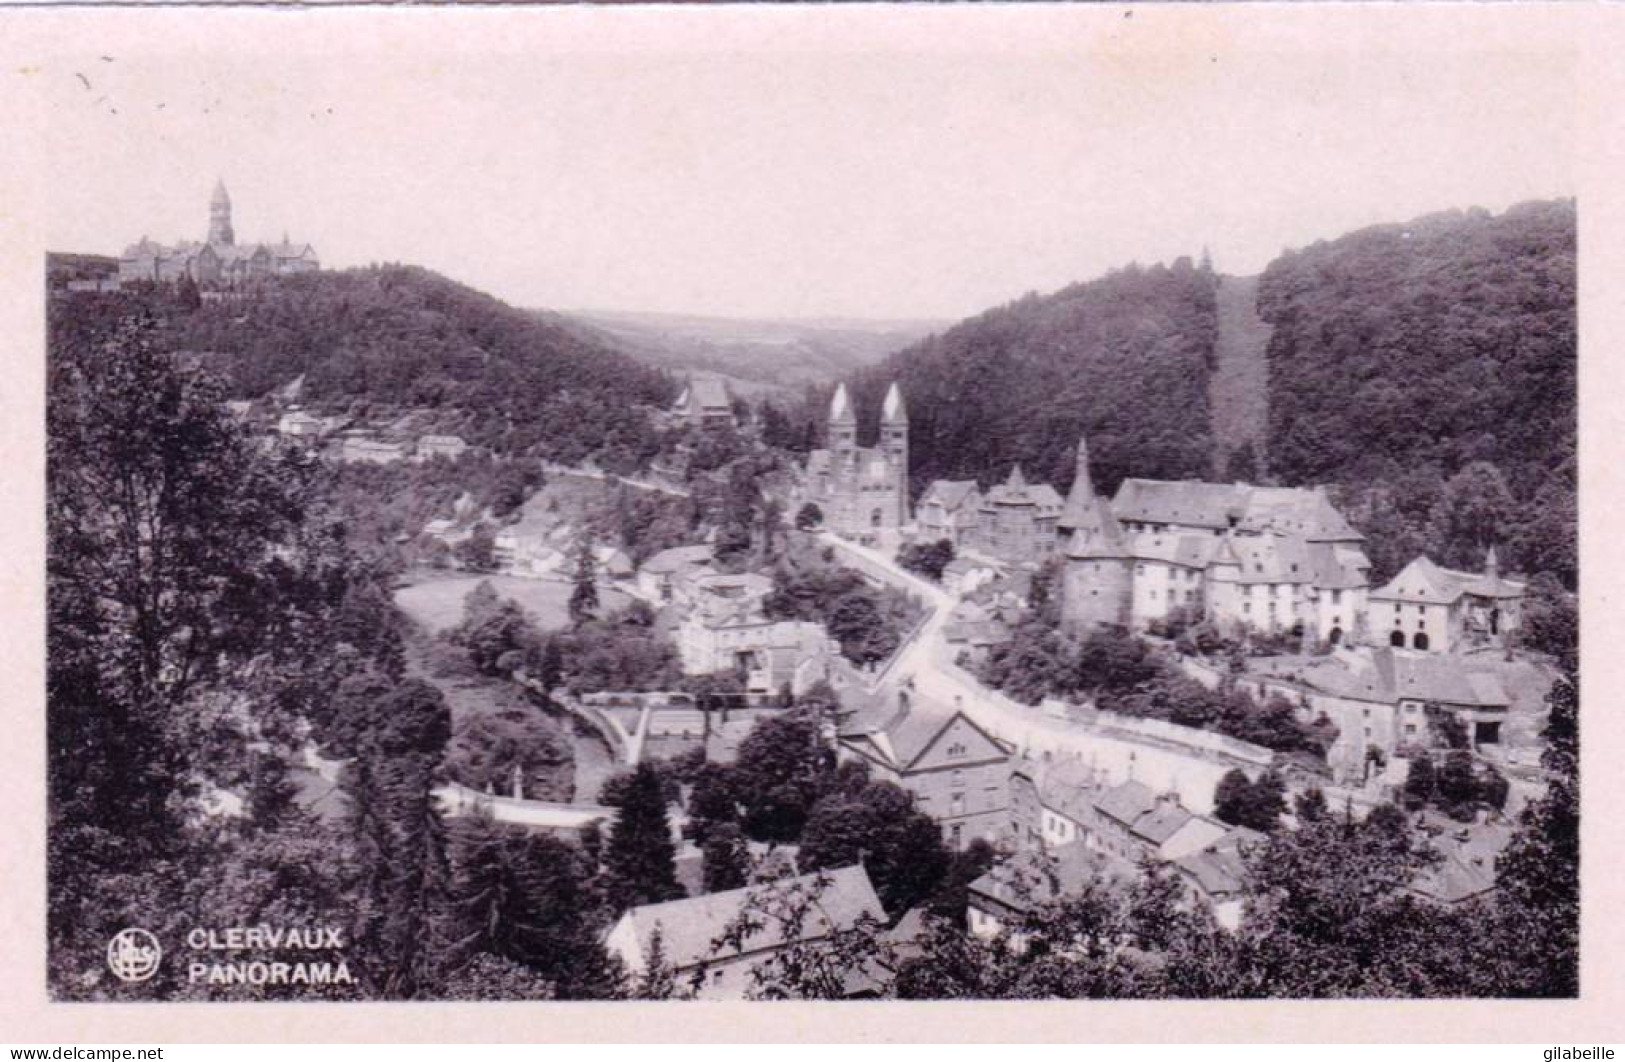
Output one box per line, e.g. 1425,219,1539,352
882,381,908,424
208,178,235,246
1485,544,1500,579
1059,434,1097,531
829,382,856,426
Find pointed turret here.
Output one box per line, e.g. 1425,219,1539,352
829,382,856,425
882,381,908,424
1064,496,1129,560
1059,435,1097,531
828,381,857,456
1485,544,1500,579
1006,464,1027,491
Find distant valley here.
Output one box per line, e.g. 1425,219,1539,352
558,308,945,396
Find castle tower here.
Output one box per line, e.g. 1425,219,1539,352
1060,495,1134,632
208,179,235,246
1058,434,1096,540
881,382,910,524
828,382,858,458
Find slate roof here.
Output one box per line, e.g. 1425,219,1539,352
1035,758,1105,825
1173,839,1251,899
1246,647,1537,710
640,544,716,575
1410,818,1515,904
1111,479,1362,542
1129,532,1218,570
1371,556,1526,604
969,843,1123,912
1093,780,1158,828
921,480,981,514
975,466,1065,513
1064,496,1133,560
839,696,1007,771
1130,803,1195,845
615,865,885,970
677,377,733,415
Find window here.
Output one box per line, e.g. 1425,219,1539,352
947,742,967,759
1332,590,1343,605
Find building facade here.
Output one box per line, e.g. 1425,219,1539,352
801,382,910,541
1059,434,1377,644
837,688,1012,850
119,181,319,286
1369,551,1525,654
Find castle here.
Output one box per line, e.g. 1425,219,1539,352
118,181,320,286
800,382,910,541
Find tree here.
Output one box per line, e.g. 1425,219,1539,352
1294,786,1329,823
601,761,683,911
1490,665,1578,996
1519,572,1578,672
731,709,835,843
1213,769,1286,833
47,314,370,997
897,539,956,582
795,502,824,531
443,815,619,999
455,524,498,572
799,780,951,917
701,822,751,894
447,704,572,801
568,536,600,626
684,763,741,846
1427,463,1519,572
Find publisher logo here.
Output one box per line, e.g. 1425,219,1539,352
107,928,162,983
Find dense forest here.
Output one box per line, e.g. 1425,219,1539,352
1259,200,1577,585
48,265,678,471
841,257,1220,497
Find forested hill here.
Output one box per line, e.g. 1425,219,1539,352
561,309,937,395
1261,200,1575,493
49,265,678,468
1258,199,1576,585
848,258,1220,497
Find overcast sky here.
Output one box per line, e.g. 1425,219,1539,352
34,10,1575,322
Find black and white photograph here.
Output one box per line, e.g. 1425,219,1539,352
9,3,1595,1031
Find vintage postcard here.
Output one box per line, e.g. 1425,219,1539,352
0,1,1620,1044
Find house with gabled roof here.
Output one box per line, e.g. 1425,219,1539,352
837,688,1012,850
975,465,1066,565
636,544,716,604
1171,828,1261,930
916,479,983,550
966,842,1131,946
604,865,886,999
1370,549,1525,654
671,376,736,430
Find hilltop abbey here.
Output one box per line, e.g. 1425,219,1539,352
119,181,320,285
802,382,1523,656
